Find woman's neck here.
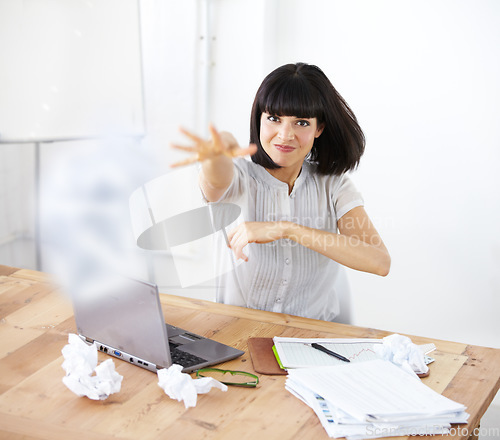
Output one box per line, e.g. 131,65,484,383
265,164,302,195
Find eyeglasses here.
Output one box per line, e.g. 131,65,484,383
195,368,259,387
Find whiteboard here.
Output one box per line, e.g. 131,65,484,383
0,0,144,142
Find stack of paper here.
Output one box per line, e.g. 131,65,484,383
286,359,468,439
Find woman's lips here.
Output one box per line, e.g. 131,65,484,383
274,144,295,153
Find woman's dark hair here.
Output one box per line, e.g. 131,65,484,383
250,63,365,175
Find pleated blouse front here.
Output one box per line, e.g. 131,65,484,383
214,158,363,322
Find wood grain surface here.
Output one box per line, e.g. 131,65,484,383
0,266,499,440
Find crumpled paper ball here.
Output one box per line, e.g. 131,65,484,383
374,334,429,378
157,364,228,408
61,333,123,400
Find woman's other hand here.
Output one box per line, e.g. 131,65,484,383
170,124,257,168
227,221,290,261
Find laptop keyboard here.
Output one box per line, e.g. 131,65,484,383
169,342,207,368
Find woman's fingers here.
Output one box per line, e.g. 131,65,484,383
178,126,205,144
227,224,249,261
208,124,223,150
231,236,249,261
171,126,256,168
170,127,211,168
227,221,285,261
170,155,199,168
233,144,258,158
170,143,198,153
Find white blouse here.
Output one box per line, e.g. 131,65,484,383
212,158,363,322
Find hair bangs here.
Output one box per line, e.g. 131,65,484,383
260,76,324,121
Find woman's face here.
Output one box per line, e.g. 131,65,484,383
259,112,324,172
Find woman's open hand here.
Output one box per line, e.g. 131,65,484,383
170,124,257,168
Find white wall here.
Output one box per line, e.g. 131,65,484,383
0,145,36,267
0,0,144,141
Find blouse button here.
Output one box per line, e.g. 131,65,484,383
281,279,287,286
285,258,290,265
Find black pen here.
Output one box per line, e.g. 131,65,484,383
310,343,351,363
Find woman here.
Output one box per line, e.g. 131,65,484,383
172,62,390,321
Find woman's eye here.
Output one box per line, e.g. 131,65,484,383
297,120,310,127
267,115,280,122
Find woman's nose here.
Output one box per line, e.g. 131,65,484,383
278,123,294,141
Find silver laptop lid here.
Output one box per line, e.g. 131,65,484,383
73,277,171,368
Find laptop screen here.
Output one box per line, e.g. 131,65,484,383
73,277,172,368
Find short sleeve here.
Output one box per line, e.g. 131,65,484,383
332,174,364,219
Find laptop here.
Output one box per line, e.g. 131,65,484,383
72,277,244,373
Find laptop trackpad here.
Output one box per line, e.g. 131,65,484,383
179,339,236,361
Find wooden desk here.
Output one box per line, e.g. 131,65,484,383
0,265,499,440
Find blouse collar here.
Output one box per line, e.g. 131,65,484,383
252,160,313,195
